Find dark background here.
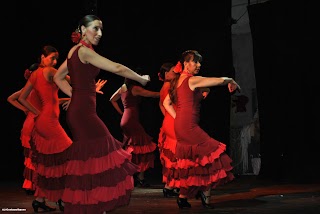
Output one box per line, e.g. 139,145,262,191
247,1,317,183
3,0,317,183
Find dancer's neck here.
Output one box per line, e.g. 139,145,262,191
79,40,93,50
182,71,193,77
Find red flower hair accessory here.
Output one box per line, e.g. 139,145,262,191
158,72,164,81
173,61,182,73
24,69,31,80
71,29,81,44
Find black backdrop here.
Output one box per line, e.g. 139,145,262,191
4,0,233,181
248,0,317,182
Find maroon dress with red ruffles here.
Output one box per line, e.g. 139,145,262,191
20,89,41,191
174,76,234,198
158,82,180,188
29,68,72,201
63,46,139,214
120,86,157,173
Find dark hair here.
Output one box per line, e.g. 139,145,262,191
158,62,175,81
78,15,102,34
29,63,39,71
124,78,142,87
181,50,202,65
24,63,39,80
169,50,202,104
42,45,58,57
38,45,59,63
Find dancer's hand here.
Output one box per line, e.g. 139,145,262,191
228,80,241,93
96,79,108,94
62,100,70,111
140,75,150,86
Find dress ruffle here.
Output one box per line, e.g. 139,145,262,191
131,152,155,172
31,147,69,169
63,135,139,210
124,135,157,172
162,166,180,188
63,173,135,213
158,120,179,188
164,175,180,188
30,139,70,201
175,142,234,196
162,139,176,154
63,189,132,214
63,175,134,204
34,161,67,178
22,179,34,190
23,156,36,187
65,149,136,176
127,142,157,154
160,135,177,167
158,129,176,154
23,148,35,170
176,142,227,168
35,187,65,202
160,153,177,169
32,128,72,154
34,162,68,201
22,159,36,190
22,147,36,190
125,134,157,153
20,134,31,148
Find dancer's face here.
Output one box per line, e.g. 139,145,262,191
185,60,201,75
82,20,103,46
41,52,59,67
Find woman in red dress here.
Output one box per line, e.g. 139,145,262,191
7,63,40,195
164,50,240,209
18,45,72,212
158,62,180,197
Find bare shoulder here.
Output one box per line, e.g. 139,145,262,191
77,45,96,64
187,76,205,90
189,75,204,81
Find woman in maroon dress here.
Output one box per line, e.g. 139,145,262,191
110,77,159,187
54,15,149,214
164,50,240,209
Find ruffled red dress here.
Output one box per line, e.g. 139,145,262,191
63,46,139,214
120,86,157,173
158,82,180,188
20,89,41,191
174,76,234,198
29,68,72,201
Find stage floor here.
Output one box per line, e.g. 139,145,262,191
1,175,319,214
